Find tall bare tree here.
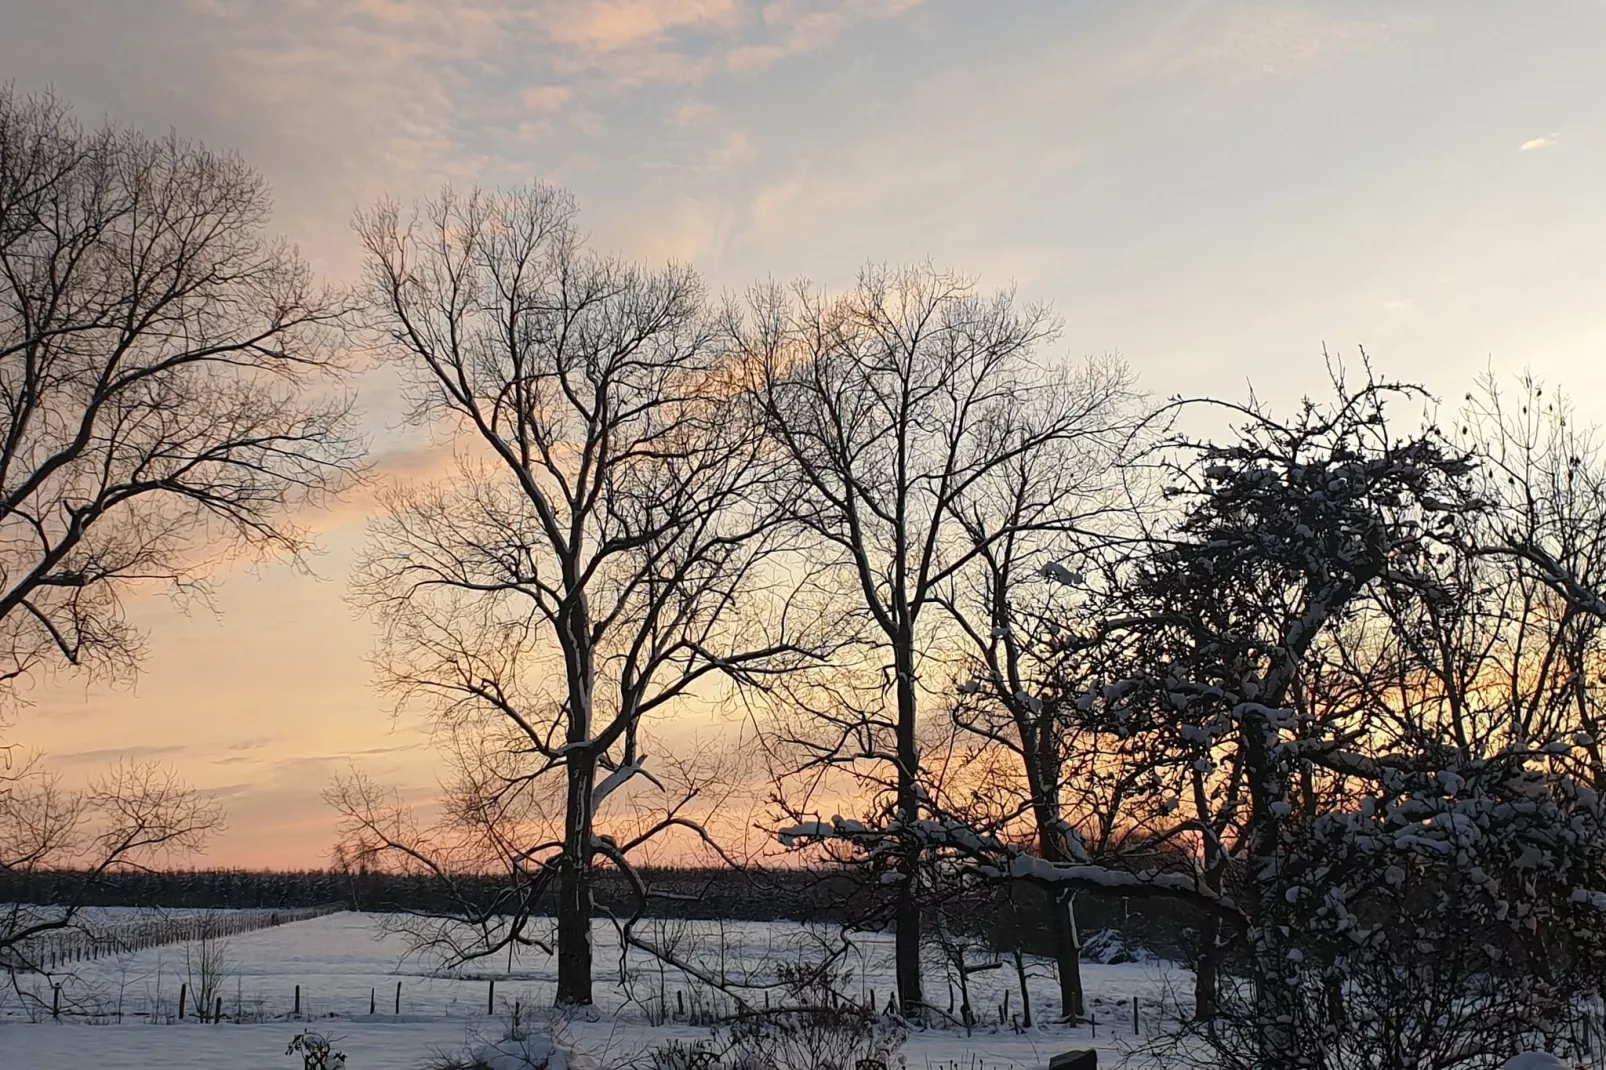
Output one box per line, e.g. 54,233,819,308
0,87,360,698
734,265,1135,1016
0,86,353,980
932,378,1151,1021
351,183,814,1006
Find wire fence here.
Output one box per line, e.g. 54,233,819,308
5,904,345,973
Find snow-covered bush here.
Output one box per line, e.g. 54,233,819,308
426,1023,584,1070
1503,1055,1573,1070
1079,928,1155,966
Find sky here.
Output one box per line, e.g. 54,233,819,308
4,0,1606,868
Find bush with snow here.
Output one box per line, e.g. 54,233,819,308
1079,928,1154,966
1504,1055,1573,1070
425,1023,584,1070
456,1035,571,1070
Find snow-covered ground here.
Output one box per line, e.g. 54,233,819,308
0,910,1190,1068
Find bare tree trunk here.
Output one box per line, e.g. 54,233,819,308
1051,893,1085,1021
1030,773,1084,1022
1193,915,1221,1022
1191,767,1224,1022
894,639,923,1017
1243,708,1300,1067
557,750,596,1007
557,598,597,1008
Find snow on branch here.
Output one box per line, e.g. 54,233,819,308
777,815,1247,928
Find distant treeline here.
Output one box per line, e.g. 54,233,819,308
0,865,877,917
0,865,1202,959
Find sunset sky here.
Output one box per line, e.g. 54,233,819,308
4,0,1605,868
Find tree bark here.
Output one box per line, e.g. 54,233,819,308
1242,706,1301,1068
1191,766,1225,1022
1028,761,1085,1022
893,638,923,1017
556,750,596,1007
1193,915,1220,1022
1050,893,1085,1021
556,595,598,1008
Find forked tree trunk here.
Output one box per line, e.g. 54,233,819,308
556,600,598,1008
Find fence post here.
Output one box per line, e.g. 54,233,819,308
179,982,188,1020
215,996,222,1024
395,980,402,1015
52,984,60,1020
1133,997,1139,1035
294,984,301,1019
488,978,495,1016
370,988,376,1015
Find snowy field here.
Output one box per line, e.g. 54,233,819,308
0,910,1191,1069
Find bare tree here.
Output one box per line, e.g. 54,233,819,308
931,385,1153,1021
183,914,233,1020
0,87,361,700
1457,372,1606,640
0,756,222,987
0,86,353,988
350,183,815,1006
734,265,1136,1016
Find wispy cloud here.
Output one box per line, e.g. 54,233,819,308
1520,134,1558,153
729,0,924,72
52,744,187,765
544,0,743,53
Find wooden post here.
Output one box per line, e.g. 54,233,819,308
215,996,222,1024
294,983,301,1019
370,988,376,1015
51,984,60,1020
488,978,495,1016
395,980,402,1015
1132,997,1139,1035
178,982,188,1020
676,990,685,1018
